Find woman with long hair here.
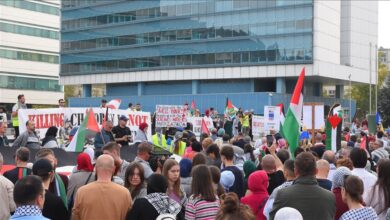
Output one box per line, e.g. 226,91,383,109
42,126,59,148
340,175,378,219
124,162,146,200
365,159,390,219
332,166,352,220
163,159,187,205
209,166,225,198
185,165,220,220
216,192,255,220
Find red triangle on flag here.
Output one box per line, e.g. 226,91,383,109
328,115,342,129
87,108,100,132
227,99,234,108
201,119,210,135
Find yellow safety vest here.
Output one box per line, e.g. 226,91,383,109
170,141,186,156
152,134,167,148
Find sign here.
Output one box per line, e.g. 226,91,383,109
18,108,152,140
252,115,265,137
302,104,325,130
155,105,187,128
187,116,214,136
264,106,281,132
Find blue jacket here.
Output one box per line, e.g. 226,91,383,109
94,129,115,148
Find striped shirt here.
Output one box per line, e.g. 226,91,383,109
185,195,220,220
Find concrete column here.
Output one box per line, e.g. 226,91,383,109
137,82,144,96
249,79,255,93
276,77,286,93
192,80,199,95
82,84,92,97
335,85,344,98
313,82,323,97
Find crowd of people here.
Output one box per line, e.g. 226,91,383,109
0,95,390,220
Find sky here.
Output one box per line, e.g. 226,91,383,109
379,1,390,48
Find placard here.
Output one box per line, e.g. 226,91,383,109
252,115,265,137
18,108,152,140
264,106,281,132
187,116,214,136
155,105,187,128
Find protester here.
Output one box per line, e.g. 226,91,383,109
11,175,47,220
371,139,389,166
243,160,257,193
340,175,378,219
112,115,132,146
221,145,244,198
220,170,235,193
185,165,220,220
183,139,201,160
261,150,285,194
32,159,69,220
41,126,59,148
241,170,269,220
134,122,149,143
350,148,377,196
124,162,147,201
11,94,27,138
102,142,129,180
72,155,132,220
209,166,225,198
100,99,107,108
274,207,303,220
206,144,222,168
364,159,390,219
170,131,186,156
67,153,94,209
125,174,181,220
336,157,354,170
0,121,10,147
232,132,246,149
133,142,154,179
58,99,66,108
163,159,187,209
322,150,337,181
276,149,290,164
316,159,332,190
216,192,255,220
94,120,114,149
263,159,296,219
35,149,68,207
310,133,326,158
269,152,336,220
241,111,250,136
4,147,32,184
152,127,167,148
0,152,16,220
12,121,40,149
332,166,353,220
179,158,192,197
0,107,7,123
192,153,207,167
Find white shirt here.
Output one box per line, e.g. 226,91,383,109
0,113,7,122
327,163,337,182
351,168,377,197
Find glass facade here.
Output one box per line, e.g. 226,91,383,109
0,49,59,64
61,0,313,75
0,75,61,92
0,22,59,39
0,0,59,15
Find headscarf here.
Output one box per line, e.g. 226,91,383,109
77,153,94,172
179,158,192,178
243,161,257,180
332,166,352,189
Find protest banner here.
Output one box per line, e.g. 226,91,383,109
187,116,214,136
252,115,265,137
264,106,281,132
155,105,187,128
18,108,152,140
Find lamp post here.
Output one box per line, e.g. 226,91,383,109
349,73,352,124
268,92,273,106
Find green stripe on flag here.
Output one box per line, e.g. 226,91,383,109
325,120,332,151
282,108,300,158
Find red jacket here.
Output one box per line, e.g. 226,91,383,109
241,170,269,220
333,187,349,220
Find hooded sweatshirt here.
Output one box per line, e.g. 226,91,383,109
240,170,269,220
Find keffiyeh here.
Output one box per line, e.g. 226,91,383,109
13,205,42,217
145,193,181,216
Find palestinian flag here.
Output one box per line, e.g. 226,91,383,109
66,108,100,152
325,104,342,152
107,99,121,109
225,98,238,120
201,118,210,135
276,103,285,137
190,100,196,116
282,67,305,157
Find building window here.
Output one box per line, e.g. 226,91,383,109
0,49,58,64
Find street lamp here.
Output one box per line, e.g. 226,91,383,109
349,73,352,124
268,92,273,106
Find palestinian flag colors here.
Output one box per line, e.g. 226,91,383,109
325,104,343,152
201,118,210,135
190,100,196,116
66,108,100,152
225,98,238,120
282,67,305,157
107,99,121,109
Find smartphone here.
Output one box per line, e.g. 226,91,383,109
266,134,274,147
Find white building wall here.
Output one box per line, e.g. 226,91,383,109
0,3,62,105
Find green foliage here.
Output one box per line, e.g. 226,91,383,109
378,74,390,127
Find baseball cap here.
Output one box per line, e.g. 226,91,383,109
119,115,129,121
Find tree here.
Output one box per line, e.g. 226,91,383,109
378,74,390,127
345,56,389,117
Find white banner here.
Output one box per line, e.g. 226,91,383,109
264,106,281,132
155,105,187,128
187,116,214,136
302,104,325,130
18,108,152,140
252,115,265,137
